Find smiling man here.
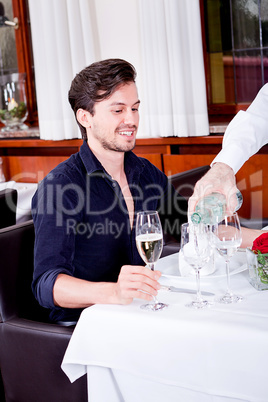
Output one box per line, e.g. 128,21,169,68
32,59,188,324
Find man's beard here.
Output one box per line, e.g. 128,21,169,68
99,137,136,152
94,125,137,153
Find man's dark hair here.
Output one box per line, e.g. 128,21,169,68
68,58,137,140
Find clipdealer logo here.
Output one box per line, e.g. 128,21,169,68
31,172,188,227
66,218,126,239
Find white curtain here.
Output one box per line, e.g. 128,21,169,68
28,0,96,140
138,0,209,137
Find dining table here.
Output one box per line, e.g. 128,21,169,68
61,249,268,402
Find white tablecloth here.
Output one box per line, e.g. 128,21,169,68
0,181,37,223
61,252,268,402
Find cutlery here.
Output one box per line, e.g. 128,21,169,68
161,285,214,296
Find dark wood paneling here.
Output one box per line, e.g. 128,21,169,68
163,154,214,176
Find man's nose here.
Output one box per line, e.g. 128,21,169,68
123,109,138,125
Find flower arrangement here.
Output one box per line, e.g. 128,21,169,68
251,232,268,284
0,101,27,121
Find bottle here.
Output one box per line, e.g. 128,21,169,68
191,191,243,225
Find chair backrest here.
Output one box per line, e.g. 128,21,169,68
161,165,210,254
0,188,17,229
168,165,210,200
0,220,89,402
0,220,49,323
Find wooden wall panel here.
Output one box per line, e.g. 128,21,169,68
236,155,268,220
6,156,69,182
135,153,163,171
4,153,163,182
163,154,214,176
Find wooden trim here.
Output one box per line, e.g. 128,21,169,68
0,139,83,148
0,136,268,150
0,136,224,154
12,0,38,125
199,0,211,106
199,0,250,123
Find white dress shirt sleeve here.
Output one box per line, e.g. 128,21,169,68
212,83,268,174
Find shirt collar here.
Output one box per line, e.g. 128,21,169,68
79,140,145,180
79,140,105,175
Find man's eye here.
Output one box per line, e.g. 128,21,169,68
132,108,139,112
113,109,122,113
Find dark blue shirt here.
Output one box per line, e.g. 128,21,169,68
32,141,187,322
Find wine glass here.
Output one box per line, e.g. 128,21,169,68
210,212,243,304
180,222,213,309
135,211,168,311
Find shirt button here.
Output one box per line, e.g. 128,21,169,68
112,182,117,187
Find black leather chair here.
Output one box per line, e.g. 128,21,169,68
168,165,210,200
0,188,17,229
240,217,268,230
0,220,87,402
161,165,210,257
0,188,17,400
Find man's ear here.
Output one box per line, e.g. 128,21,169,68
76,109,92,128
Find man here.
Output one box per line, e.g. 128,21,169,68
188,83,268,214
32,59,187,324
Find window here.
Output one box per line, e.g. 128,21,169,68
200,0,268,122
0,0,37,126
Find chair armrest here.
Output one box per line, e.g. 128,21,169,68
0,318,87,401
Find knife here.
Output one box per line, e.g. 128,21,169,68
161,285,214,297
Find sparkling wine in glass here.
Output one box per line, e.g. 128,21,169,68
136,211,168,311
210,212,243,304
180,222,213,309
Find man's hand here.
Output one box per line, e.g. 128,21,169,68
53,266,161,308
115,265,161,304
188,163,239,216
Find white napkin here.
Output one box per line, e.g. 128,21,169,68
0,180,16,190
178,249,216,277
179,229,216,277
0,181,38,223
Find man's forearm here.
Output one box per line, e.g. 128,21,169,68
53,273,118,308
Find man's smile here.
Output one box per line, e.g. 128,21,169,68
118,130,134,137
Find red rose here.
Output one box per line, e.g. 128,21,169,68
252,233,268,254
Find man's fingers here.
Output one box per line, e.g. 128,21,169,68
117,265,161,304
120,265,161,280
226,188,240,212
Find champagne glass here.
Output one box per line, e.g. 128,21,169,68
135,211,168,311
180,222,212,309
210,212,243,304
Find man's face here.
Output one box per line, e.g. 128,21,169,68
88,82,140,153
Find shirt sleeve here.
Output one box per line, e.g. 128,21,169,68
31,173,81,310
212,83,268,174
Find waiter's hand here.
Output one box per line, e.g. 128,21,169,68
188,163,239,216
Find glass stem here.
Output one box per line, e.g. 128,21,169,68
195,269,202,301
149,263,158,304
225,259,232,295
